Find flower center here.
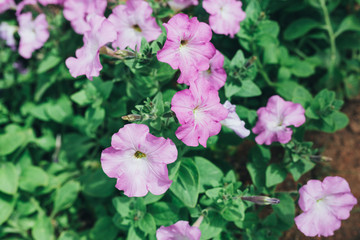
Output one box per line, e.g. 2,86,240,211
180,39,188,46
134,151,146,159
133,24,142,32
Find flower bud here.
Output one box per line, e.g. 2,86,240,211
241,196,280,205
121,114,142,122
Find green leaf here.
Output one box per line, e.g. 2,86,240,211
0,192,16,225
0,162,19,195
70,90,92,106
58,231,80,240
199,212,226,240
53,181,80,215
235,80,262,98
284,18,322,40
224,81,242,99
170,158,200,207
230,50,246,68
80,169,115,198
37,55,61,73
19,166,49,192
195,157,223,193
0,128,28,156
148,202,179,225
112,197,133,218
335,15,360,37
45,95,73,124
246,162,265,188
138,213,156,234
291,60,315,77
92,79,114,100
90,217,118,240
287,159,315,181
265,164,287,188
32,213,55,240
272,193,295,228
127,226,144,240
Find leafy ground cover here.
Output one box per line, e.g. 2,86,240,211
0,0,360,239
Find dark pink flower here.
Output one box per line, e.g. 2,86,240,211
295,176,357,237
0,0,15,13
65,15,116,80
156,221,201,240
252,95,305,145
167,0,198,12
101,124,178,197
63,0,107,34
171,80,228,147
203,0,246,38
18,13,49,59
108,0,161,51
157,13,215,84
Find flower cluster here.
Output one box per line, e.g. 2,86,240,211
295,176,357,237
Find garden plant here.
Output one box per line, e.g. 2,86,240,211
0,0,360,239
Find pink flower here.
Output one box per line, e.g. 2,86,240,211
252,95,305,145
203,0,246,38
0,22,17,50
63,0,107,34
108,0,161,51
171,80,228,147
100,124,178,197
65,15,116,80
167,0,198,12
0,0,15,13
157,13,216,84
15,0,37,17
18,13,49,59
156,221,201,240
221,101,250,138
38,0,64,5
194,50,226,90
295,176,357,237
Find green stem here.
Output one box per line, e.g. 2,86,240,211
255,58,276,87
319,0,337,77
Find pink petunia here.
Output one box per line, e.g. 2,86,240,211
0,22,17,50
38,0,64,5
171,80,228,147
63,0,107,34
203,0,246,38
167,0,198,12
18,12,49,59
295,176,357,237
156,221,201,240
100,124,178,197
194,50,226,90
65,15,116,80
108,0,162,51
157,13,216,84
252,95,305,145
0,0,15,13
221,100,250,138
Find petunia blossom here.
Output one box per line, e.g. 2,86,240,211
167,0,198,12
100,123,178,197
0,22,17,50
108,0,162,51
252,95,305,145
203,0,246,38
156,221,201,240
157,13,215,84
65,15,116,80
0,0,15,13
221,100,250,138
194,50,226,90
38,0,64,5
63,0,107,34
18,13,49,59
295,176,357,237
171,80,228,147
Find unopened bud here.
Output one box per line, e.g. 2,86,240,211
115,49,136,59
121,114,142,122
241,196,280,205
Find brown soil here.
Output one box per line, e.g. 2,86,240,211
281,97,360,240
